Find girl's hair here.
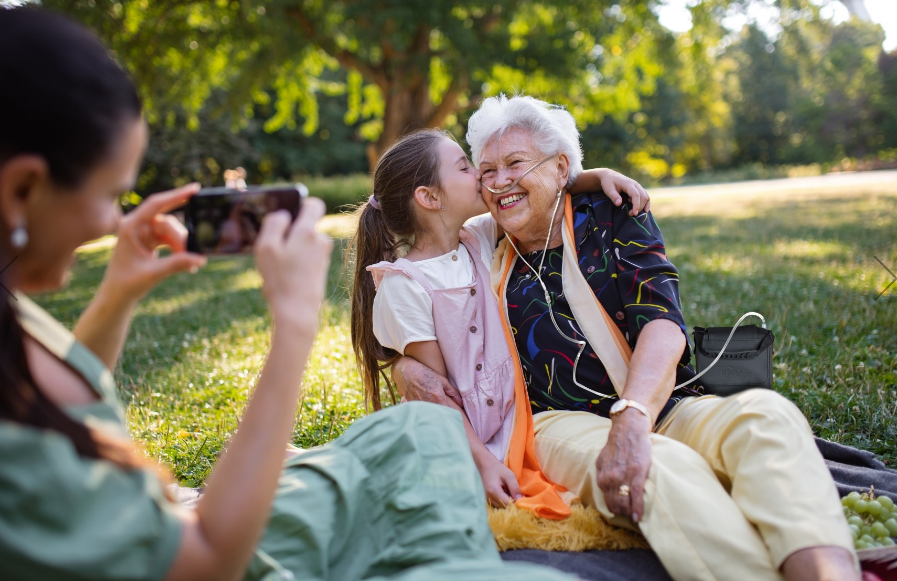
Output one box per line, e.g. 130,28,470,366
0,8,159,476
349,129,448,410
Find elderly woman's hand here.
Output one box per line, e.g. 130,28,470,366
570,168,651,217
391,356,464,408
595,410,653,523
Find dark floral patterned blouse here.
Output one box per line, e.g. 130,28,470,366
505,191,698,423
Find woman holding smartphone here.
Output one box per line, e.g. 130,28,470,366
0,8,573,581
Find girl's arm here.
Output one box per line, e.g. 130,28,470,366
569,168,651,217
403,341,494,465
403,341,521,507
163,200,334,581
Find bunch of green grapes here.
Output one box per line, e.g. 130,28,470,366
842,489,897,550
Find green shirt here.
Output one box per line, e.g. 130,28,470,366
0,294,182,580
1,295,575,581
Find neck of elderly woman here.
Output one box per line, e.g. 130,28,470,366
514,204,564,255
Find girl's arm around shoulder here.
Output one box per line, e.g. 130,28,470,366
570,168,651,217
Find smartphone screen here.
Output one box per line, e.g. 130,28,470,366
185,184,307,254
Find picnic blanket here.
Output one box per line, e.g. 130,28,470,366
173,437,897,581
815,438,897,501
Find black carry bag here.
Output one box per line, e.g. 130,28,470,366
691,319,775,396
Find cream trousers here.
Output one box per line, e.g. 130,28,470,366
532,389,855,581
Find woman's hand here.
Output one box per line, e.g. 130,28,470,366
570,168,651,217
595,410,653,523
478,455,522,508
103,183,207,303
391,356,464,408
254,197,333,331
75,184,207,369
595,319,684,523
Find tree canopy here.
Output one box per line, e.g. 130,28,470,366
39,0,896,191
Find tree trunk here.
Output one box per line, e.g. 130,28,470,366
366,74,468,169
366,73,430,168
285,11,469,170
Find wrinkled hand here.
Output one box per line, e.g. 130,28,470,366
255,197,333,330
479,456,522,508
103,184,207,303
597,169,651,217
393,357,464,408
595,411,653,522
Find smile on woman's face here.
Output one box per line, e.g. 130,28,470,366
434,137,487,221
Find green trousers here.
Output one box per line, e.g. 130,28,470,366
245,402,574,581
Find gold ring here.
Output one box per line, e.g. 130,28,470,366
618,484,631,497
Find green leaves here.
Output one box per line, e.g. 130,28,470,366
41,0,897,185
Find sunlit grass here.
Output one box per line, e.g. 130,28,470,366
654,183,897,461
31,180,897,484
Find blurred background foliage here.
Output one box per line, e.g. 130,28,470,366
37,0,897,207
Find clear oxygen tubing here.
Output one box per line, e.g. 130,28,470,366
506,189,612,398
483,154,558,195
504,189,768,398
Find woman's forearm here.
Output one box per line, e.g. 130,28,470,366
167,318,317,581
619,318,686,424
598,318,684,521
72,283,138,370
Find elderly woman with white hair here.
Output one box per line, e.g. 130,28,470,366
394,95,857,581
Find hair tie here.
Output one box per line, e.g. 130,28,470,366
368,194,381,210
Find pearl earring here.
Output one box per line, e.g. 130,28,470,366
10,225,28,249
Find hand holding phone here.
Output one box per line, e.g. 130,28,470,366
104,183,207,302
185,184,308,254
255,197,333,331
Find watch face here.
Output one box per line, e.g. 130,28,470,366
610,399,627,414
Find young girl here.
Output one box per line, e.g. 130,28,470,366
350,129,649,509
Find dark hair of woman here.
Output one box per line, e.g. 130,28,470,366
0,7,152,472
348,129,448,411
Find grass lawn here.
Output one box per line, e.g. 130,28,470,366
32,178,897,485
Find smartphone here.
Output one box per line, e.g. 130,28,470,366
185,184,307,254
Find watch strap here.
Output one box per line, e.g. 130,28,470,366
611,399,652,422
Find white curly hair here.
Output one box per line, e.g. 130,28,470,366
466,94,583,186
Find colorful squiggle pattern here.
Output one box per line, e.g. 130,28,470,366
506,191,697,419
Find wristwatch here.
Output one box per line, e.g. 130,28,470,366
609,399,652,422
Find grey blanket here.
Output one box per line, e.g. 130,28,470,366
815,437,897,501
174,438,896,581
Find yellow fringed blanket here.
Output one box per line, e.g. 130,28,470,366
487,504,648,552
